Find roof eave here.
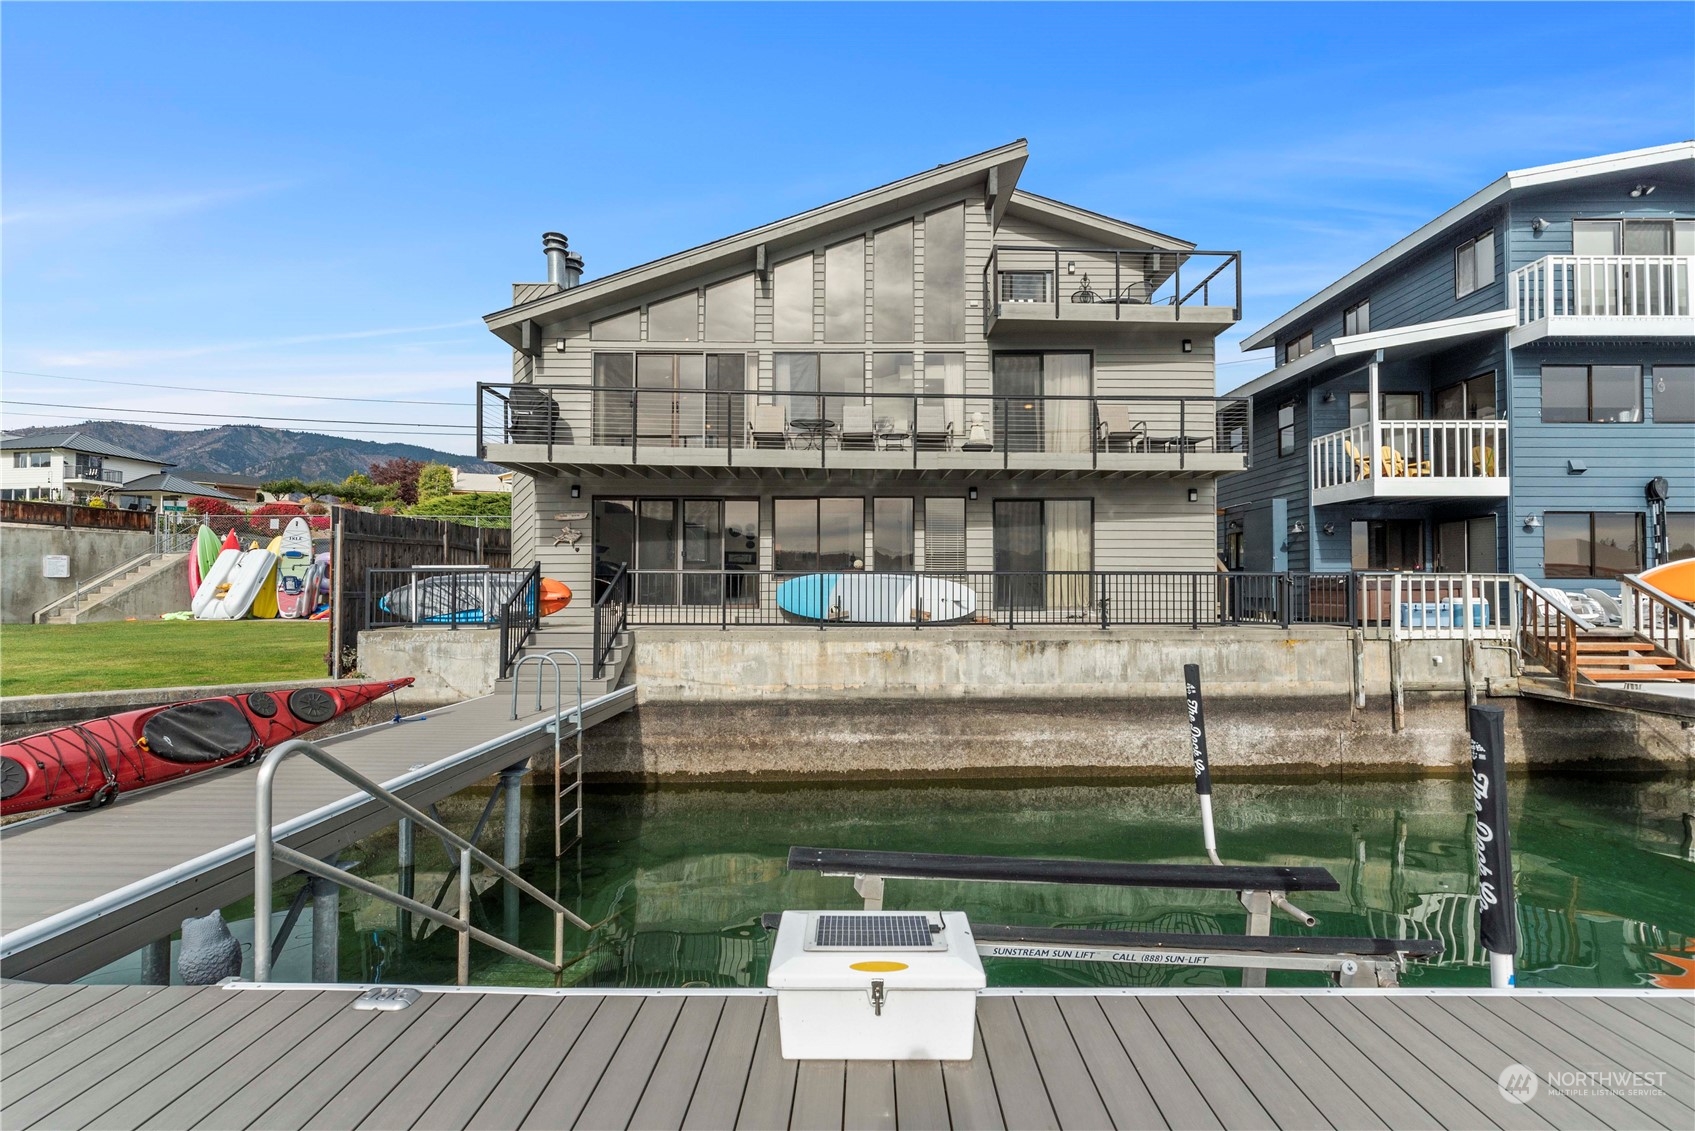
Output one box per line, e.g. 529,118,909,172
1003,191,1195,251
483,141,1031,339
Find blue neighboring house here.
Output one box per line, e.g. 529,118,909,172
1218,142,1694,593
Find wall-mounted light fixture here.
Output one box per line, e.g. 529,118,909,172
1187,487,1199,503
570,484,581,499
1181,339,1193,353
555,339,568,351
967,487,978,501
1630,184,1656,198
1066,260,1077,275
1227,520,1243,534
1531,218,1550,234
1523,514,1542,531
1322,523,1336,536
1289,521,1307,536
1322,391,1336,403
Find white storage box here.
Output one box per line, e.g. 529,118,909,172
767,910,983,1060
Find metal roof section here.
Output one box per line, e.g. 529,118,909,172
1239,140,1695,351
1002,190,1194,251
1225,309,1518,399
0,431,173,467
483,141,1033,342
117,472,242,499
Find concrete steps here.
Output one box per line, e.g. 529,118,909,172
42,552,189,624
504,625,633,702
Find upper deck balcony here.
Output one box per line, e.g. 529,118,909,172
982,246,1241,336
1509,254,1693,346
1310,419,1509,506
478,384,1250,479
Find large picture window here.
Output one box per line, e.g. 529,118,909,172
1667,513,1695,563
1652,365,1695,423
824,238,866,343
1455,230,1495,298
873,222,915,341
1544,512,1644,579
12,451,51,468
1541,365,1642,423
773,254,814,343
923,204,966,341
704,275,755,341
774,497,865,573
647,292,699,341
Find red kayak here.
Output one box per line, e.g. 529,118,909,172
0,678,415,816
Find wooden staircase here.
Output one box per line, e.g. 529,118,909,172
1518,575,1695,718
1548,632,1695,686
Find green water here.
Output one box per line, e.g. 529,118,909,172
319,773,1694,992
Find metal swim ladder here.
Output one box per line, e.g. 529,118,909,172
253,738,591,986
510,651,585,856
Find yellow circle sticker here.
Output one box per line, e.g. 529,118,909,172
850,961,908,973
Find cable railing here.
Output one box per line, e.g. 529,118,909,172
983,246,1242,322
478,384,1251,471
253,737,590,986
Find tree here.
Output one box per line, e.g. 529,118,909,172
334,473,394,508
369,458,424,506
188,496,242,516
406,491,511,525
261,478,342,502
417,462,454,502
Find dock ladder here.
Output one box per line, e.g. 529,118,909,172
511,651,586,856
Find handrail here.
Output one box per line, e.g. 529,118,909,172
253,737,589,985
498,562,543,677
1515,574,1585,697
1511,254,1692,323
592,562,629,679
32,550,163,623
1619,573,1695,664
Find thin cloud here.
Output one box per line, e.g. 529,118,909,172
34,319,486,369
1,181,295,230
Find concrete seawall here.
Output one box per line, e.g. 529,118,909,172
588,628,1692,780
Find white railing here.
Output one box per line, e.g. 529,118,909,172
1366,572,1516,641
1512,255,1692,324
1311,420,1508,493
1619,573,1695,665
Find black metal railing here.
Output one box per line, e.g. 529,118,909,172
478,385,1251,471
983,246,1242,323
592,561,629,679
606,569,1363,631
364,565,538,630
498,563,543,679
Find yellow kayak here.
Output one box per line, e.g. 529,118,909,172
249,536,283,618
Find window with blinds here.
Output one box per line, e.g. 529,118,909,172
998,271,1052,303
924,497,967,573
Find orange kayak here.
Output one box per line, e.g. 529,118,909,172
540,579,572,616
1639,558,1695,603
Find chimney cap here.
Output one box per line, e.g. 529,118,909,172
542,231,570,253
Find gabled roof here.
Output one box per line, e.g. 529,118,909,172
484,141,1031,344
1003,191,1193,252
178,469,268,488
1240,141,1695,351
0,431,171,466
119,472,241,500
1225,309,1518,399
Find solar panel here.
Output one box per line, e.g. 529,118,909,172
813,913,937,949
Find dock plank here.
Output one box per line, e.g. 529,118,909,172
1013,995,1112,1130
892,1060,950,1131
1594,995,1695,1049
1182,995,1346,1130
736,998,798,1131
276,992,476,1130
1052,995,1167,1129
843,1061,897,1131
1095,995,1221,1130
414,995,561,1130
630,995,726,1131
940,1024,1005,1131
193,992,385,1129
1251,996,1434,1130
358,993,521,1129
790,1060,846,1131
1503,997,1695,1093
519,993,643,1130
575,995,688,1131
683,996,765,1131
975,995,1058,1130
1547,996,1695,1077
1,983,171,1071
465,995,601,1131
1141,996,1274,1130
0,984,117,1050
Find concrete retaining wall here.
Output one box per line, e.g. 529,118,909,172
356,627,503,701
1,523,154,623
73,557,192,623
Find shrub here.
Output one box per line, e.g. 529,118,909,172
252,501,306,518
417,462,454,502
406,491,511,520
188,496,243,516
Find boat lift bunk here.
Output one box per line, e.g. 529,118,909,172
778,847,1440,987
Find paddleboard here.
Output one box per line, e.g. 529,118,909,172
198,548,277,620
249,536,283,619
275,518,315,618
378,574,572,624
1640,558,1695,603
192,548,244,618
775,572,977,624
190,524,218,595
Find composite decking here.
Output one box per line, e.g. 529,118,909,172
0,686,634,983
1,982,1690,1130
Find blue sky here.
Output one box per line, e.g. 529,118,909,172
4,2,1691,457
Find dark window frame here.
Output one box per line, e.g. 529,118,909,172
1276,402,1297,457
1284,331,1313,365
1455,229,1496,298
1342,299,1370,336
1539,364,1643,423
1543,511,1645,579
1652,364,1695,423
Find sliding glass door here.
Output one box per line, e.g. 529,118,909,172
598,497,758,607
992,499,1093,609
993,353,1092,453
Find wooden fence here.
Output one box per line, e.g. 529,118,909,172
328,507,512,677
0,499,155,531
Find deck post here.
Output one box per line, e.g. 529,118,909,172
502,764,528,941
140,936,172,986
310,871,340,983
1470,705,1517,989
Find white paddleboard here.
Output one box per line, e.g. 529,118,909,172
191,549,244,618
275,517,315,618
198,549,277,620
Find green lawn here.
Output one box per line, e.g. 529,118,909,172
0,620,330,697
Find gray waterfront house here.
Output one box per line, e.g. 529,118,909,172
478,141,1249,630
1218,142,1694,590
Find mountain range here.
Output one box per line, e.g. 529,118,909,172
5,420,500,481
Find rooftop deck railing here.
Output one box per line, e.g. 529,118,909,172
478,384,1250,470
1511,254,1693,323
983,246,1242,322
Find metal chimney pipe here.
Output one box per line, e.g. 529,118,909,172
542,232,584,289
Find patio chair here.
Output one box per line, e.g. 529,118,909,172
839,404,878,451
1582,588,1623,626
1095,403,1145,452
1471,445,1498,476
1342,438,1372,480
915,404,954,450
748,404,791,449
1110,279,1158,305
1380,446,1432,477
